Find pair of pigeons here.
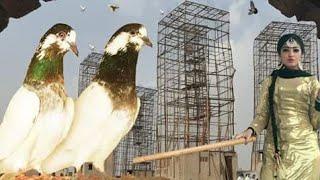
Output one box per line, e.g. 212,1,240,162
0,23,152,177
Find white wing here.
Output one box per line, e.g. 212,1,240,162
0,86,40,160
27,97,75,170
89,97,141,171
61,97,75,140
42,82,113,173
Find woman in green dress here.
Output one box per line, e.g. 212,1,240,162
236,33,320,180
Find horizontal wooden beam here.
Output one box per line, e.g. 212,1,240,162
133,137,256,164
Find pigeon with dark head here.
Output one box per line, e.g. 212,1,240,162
0,23,78,175
248,1,258,15
42,23,152,175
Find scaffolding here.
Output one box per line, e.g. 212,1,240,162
113,87,157,177
78,52,103,95
251,21,318,171
156,1,235,178
78,53,157,177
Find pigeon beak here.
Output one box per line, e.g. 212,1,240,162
142,36,153,47
69,42,79,57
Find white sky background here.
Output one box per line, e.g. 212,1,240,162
0,0,307,170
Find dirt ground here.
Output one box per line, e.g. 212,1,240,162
2,174,170,180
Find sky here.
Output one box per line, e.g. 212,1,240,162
0,0,310,170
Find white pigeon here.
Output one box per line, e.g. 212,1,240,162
42,23,153,175
80,5,86,12
0,23,78,174
160,9,164,15
88,43,95,51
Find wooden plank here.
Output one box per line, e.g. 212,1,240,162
133,137,256,164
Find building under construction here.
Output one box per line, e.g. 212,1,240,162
78,52,103,96
78,53,157,177
156,1,236,179
251,21,319,174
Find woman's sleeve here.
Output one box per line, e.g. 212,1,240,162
309,76,320,130
249,77,271,135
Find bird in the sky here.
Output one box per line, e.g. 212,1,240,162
42,23,153,176
88,43,95,51
248,0,258,15
80,5,86,12
108,4,119,12
0,23,78,175
160,9,164,15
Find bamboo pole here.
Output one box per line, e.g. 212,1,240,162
133,137,256,164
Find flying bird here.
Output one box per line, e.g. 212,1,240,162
80,5,86,12
0,23,78,175
248,1,258,15
42,23,153,175
108,4,119,12
88,43,95,51
160,9,164,15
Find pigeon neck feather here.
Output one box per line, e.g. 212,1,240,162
95,46,138,91
96,45,138,84
94,44,139,110
24,52,64,86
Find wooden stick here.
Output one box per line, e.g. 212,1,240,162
133,137,256,164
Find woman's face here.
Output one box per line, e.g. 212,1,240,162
280,39,302,70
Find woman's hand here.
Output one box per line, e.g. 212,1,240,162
235,128,253,145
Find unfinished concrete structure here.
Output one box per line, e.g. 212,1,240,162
156,1,236,179
78,52,157,177
251,21,318,173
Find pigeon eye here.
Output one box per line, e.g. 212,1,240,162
130,31,135,35
58,31,66,39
